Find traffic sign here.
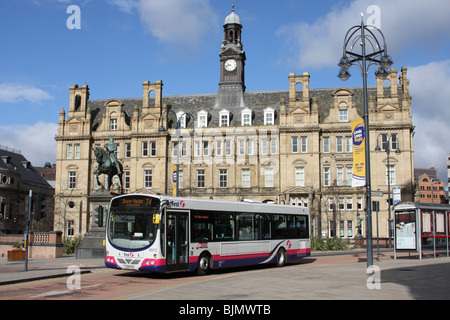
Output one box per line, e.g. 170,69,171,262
371,191,383,197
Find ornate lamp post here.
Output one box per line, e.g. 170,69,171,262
338,14,393,267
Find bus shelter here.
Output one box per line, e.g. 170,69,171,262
394,202,450,259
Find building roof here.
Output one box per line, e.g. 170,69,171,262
87,86,387,130
224,5,241,25
0,148,52,188
414,168,439,181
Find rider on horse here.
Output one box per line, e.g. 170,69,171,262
104,138,122,175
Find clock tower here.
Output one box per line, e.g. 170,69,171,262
215,4,246,109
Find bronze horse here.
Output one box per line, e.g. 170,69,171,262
93,146,123,193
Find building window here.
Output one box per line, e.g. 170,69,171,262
225,140,232,156
172,142,179,158
339,109,348,122
74,144,80,159
346,166,352,186
202,141,209,156
270,138,277,155
323,137,330,153
242,169,250,188
386,165,396,185
382,134,399,151
125,143,131,158
110,118,118,131
219,110,230,127
68,172,76,189
336,137,343,153
67,220,75,237
345,137,352,153
265,168,274,187
150,141,157,157
124,171,130,190
323,167,330,187
219,169,228,188
238,139,245,155
346,198,353,210
248,139,254,155
242,108,252,126
67,144,73,159
264,108,274,125
295,167,304,187
292,137,298,153
337,167,344,186
194,141,200,157
144,170,152,189
142,141,148,157
197,111,208,128
216,140,223,156
177,111,186,128
301,137,307,153
261,138,268,155
197,170,205,188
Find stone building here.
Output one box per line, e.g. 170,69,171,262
54,7,415,240
0,146,54,234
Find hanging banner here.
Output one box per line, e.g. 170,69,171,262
351,118,366,187
171,165,178,197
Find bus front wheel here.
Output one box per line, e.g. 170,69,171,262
276,248,286,267
197,253,211,276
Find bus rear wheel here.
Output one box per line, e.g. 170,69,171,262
197,253,211,276
276,248,286,267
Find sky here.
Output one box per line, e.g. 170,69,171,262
1,0,450,183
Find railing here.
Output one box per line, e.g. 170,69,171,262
0,231,63,259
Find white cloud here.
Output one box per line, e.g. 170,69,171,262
408,60,450,181
0,122,57,167
277,0,450,69
137,0,218,53
0,83,53,104
105,0,138,13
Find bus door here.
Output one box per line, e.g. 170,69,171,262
166,210,189,271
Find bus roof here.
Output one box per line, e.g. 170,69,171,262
111,193,309,216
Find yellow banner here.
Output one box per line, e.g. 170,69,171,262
351,118,366,187
171,165,178,196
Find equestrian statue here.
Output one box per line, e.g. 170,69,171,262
93,138,123,194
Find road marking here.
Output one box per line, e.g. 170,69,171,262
31,283,102,298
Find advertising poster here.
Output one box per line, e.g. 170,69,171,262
395,211,417,250
351,118,365,187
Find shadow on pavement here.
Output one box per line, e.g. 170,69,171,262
381,262,450,299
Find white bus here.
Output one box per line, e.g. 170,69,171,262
105,194,310,275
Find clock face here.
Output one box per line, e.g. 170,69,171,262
225,59,237,71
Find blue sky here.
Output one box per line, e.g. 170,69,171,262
1,0,450,182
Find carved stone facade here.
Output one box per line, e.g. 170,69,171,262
54,8,415,240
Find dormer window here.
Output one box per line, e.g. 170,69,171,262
241,108,252,126
22,161,31,169
264,107,275,125
197,110,208,128
177,111,186,128
219,109,230,127
2,156,11,165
